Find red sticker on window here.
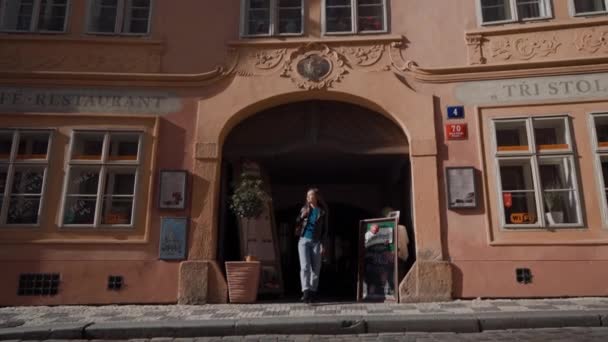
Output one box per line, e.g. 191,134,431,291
503,193,513,208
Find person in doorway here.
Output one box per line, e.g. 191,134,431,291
295,188,328,304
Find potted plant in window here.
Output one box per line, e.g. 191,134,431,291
543,188,564,225
225,170,270,303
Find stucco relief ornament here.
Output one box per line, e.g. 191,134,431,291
281,43,347,90
337,45,384,67
490,35,561,61
253,49,287,70
575,29,608,54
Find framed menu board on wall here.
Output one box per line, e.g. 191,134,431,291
357,216,399,303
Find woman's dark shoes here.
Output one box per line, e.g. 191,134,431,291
301,290,311,303
309,291,317,303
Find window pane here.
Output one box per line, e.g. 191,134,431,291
0,165,7,212
0,131,13,160
123,0,150,34
11,166,44,194
574,0,606,13
499,158,535,191
601,156,608,187
326,0,352,32
481,0,512,22
66,167,100,195
7,195,40,224
0,0,34,31
595,115,608,148
88,0,118,33
516,0,543,19
498,158,538,225
495,121,529,152
539,157,579,225
246,0,270,35
101,197,133,224
17,131,50,160
358,0,384,31
533,118,569,151
63,197,96,224
0,165,7,195
108,133,139,161
37,0,68,31
104,169,135,195
278,0,302,34
539,157,576,191
71,132,104,160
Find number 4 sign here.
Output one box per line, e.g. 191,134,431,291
445,123,468,140
447,106,465,119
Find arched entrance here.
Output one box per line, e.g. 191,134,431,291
218,100,414,302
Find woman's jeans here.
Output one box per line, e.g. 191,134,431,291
298,237,322,292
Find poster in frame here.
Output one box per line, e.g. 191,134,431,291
446,167,477,209
159,217,188,260
158,170,188,210
357,216,399,303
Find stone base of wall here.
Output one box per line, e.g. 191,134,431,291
178,260,227,304
399,261,453,303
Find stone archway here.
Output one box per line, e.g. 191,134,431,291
219,100,412,301
178,41,451,304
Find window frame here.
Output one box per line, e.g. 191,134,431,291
569,0,608,16
0,0,71,33
491,115,584,230
590,112,608,227
0,128,53,228
240,0,305,38
59,130,143,229
477,0,553,26
85,0,153,36
322,0,388,36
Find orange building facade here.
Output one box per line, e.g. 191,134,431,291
3,0,608,305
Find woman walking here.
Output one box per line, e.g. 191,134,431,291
295,188,328,303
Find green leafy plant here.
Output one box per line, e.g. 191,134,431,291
229,172,270,219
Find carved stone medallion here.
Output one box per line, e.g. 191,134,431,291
296,54,331,82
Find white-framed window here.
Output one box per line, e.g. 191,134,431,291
590,113,608,225
570,0,608,16
0,129,52,226
478,0,552,25
492,116,583,229
87,0,152,35
323,0,387,35
0,0,70,32
61,131,142,228
241,0,304,37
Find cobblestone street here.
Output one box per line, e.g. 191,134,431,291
3,327,608,341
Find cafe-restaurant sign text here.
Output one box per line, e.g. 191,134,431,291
455,73,608,105
0,87,181,115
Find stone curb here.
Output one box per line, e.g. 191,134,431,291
0,323,91,340
1,311,607,340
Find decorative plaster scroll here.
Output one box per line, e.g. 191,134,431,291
466,22,608,65
466,34,485,65
575,28,608,54
337,45,384,67
228,37,412,90
253,48,287,70
0,40,163,73
489,35,561,61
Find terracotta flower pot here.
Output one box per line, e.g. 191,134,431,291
225,261,261,303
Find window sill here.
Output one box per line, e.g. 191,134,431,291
229,33,402,47
469,16,608,36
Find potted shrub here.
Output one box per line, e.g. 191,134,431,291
543,189,564,225
225,171,270,303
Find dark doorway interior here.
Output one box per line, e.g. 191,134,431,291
218,101,415,303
